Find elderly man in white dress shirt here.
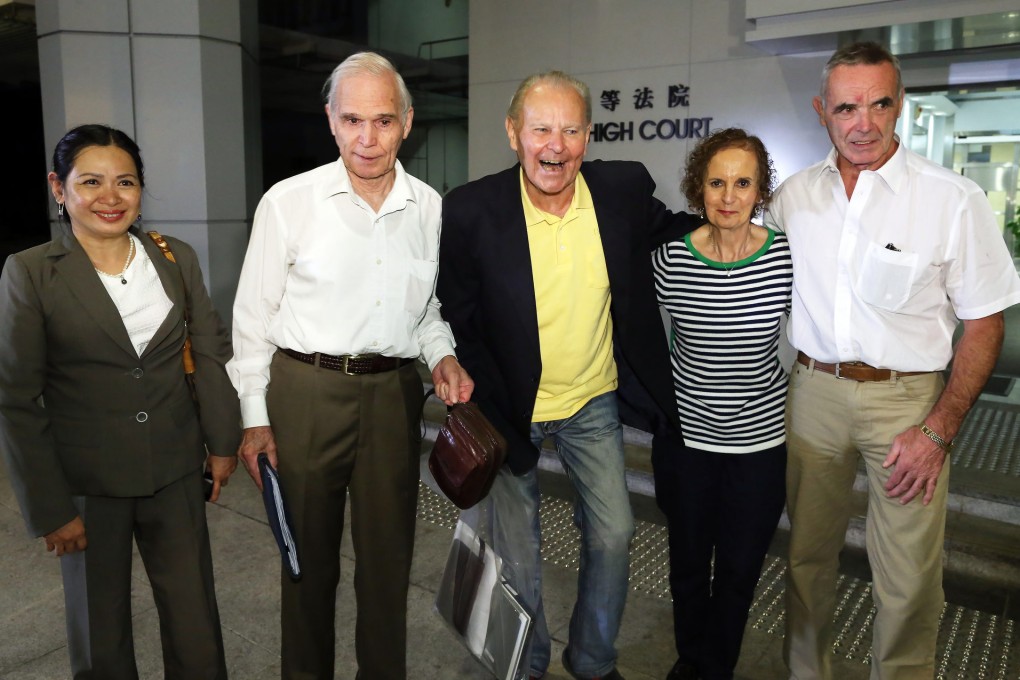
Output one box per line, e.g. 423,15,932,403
228,51,472,680
766,41,1020,680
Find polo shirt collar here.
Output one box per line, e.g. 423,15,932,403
520,168,594,226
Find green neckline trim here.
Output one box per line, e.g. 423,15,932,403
685,227,776,271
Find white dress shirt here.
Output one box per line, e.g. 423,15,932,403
765,141,1020,372
227,160,456,427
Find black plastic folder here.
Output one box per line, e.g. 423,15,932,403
482,578,532,680
257,453,301,581
435,521,533,680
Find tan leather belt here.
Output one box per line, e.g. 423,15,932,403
281,348,413,375
796,351,930,382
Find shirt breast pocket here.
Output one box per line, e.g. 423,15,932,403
855,240,924,311
405,258,438,314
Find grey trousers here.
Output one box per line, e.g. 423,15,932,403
61,468,226,680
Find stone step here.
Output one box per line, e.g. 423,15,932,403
425,393,1020,522
421,390,1020,596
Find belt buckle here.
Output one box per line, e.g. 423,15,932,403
835,361,869,380
341,353,377,375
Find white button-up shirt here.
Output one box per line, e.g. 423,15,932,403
765,142,1020,372
227,160,456,427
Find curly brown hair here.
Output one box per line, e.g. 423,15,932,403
680,127,775,219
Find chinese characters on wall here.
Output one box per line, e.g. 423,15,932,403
591,82,712,143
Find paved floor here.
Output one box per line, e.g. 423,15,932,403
5,299,1020,680
3,445,1019,680
0,448,794,680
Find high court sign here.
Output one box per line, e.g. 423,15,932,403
590,81,713,143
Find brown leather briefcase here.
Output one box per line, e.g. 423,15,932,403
429,401,508,509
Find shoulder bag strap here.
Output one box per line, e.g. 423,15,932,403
147,230,196,378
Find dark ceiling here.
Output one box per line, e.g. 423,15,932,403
0,0,468,123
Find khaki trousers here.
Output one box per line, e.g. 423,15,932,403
268,351,424,680
784,362,948,680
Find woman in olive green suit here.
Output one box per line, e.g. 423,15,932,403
0,124,241,680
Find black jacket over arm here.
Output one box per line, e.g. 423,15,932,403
438,160,695,473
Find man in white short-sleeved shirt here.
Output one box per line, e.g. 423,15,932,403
227,52,472,680
765,41,1020,680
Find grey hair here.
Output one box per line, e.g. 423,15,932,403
820,41,903,105
322,51,412,122
507,71,592,127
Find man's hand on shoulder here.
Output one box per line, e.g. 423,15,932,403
883,425,947,505
236,426,277,491
432,355,475,405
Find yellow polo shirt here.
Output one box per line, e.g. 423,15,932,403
521,169,618,422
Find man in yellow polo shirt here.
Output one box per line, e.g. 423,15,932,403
437,71,693,680
524,167,617,426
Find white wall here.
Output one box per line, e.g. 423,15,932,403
468,0,1020,210
469,1,831,210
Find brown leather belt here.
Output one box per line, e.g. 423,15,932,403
796,351,930,382
281,348,413,375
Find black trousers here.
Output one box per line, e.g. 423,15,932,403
652,432,786,680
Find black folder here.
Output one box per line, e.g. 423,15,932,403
435,521,533,680
257,453,301,581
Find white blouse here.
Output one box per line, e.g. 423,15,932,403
96,234,174,356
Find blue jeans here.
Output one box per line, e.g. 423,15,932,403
491,392,635,678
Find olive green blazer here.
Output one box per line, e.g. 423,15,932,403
0,227,240,537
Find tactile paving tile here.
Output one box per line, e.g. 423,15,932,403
416,483,460,530
953,403,1020,475
417,483,1020,679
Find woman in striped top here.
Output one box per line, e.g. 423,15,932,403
652,128,792,680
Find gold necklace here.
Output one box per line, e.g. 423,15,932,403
707,227,753,277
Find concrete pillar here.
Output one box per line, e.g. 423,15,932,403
36,0,260,318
